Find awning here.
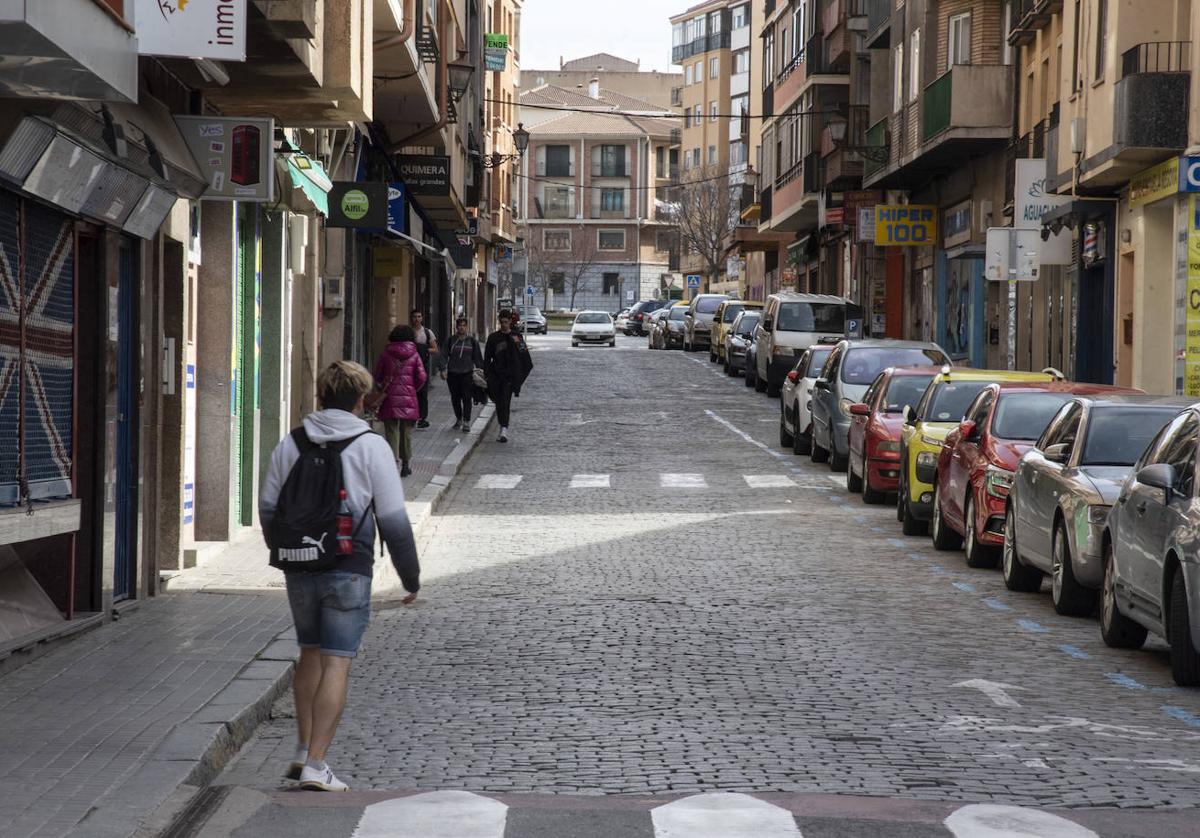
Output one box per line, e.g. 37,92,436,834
946,242,985,260
285,155,331,215
1041,199,1117,234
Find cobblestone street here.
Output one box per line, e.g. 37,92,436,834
196,335,1200,835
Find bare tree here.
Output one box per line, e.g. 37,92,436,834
671,166,735,292
520,224,601,311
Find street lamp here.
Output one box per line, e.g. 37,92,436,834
483,124,533,168
826,111,889,164
513,123,530,159
448,58,475,102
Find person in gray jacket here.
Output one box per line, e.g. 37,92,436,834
260,360,420,792
441,317,484,431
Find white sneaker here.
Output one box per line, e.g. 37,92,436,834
498,427,508,443
298,763,349,792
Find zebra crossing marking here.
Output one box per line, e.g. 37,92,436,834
475,474,523,490
569,473,611,488
351,790,507,838
651,792,802,838
943,804,1098,838
743,474,796,488
661,473,708,488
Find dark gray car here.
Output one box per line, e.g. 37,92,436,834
724,310,760,375
1004,395,1195,616
810,339,949,472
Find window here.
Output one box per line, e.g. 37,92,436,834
909,29,921,102
602,273,621,294
763,31,774,88
883,375,934,414
598,229,625,250
793,2,807,57
992,394,1075,440
695,62,703,83
655,230,675,251
600,188,625,213
549,272,565,294
692,147,701,168
694,105,703,126
1081,407,1185,467
710,56,720,78
966,391,995,431
733,49,750,75
686,64,694,85
656,146,666,178
682,149,692,170
1071,0,1081,91
598,144,626,177
1039,402,1081,450
948,12,971,67
893,44,904,111
710,101,718,121
545,144,571,177
543,187,571,218
775,302,845,333
544,229,571,250
840,348,947,385
1094,0,1107,80
732,3,749,29
926,382,988,422
1003,1,1013,65
708,144,717,165
708,9,722,33
730,141,747,165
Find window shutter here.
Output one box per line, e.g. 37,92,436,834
536,146,546,176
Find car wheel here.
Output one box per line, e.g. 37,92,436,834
931,483,963,551
897,471,907,522
744,361,756,388
755,374,768,393
846,453,863,493
572,340,580,348
608,340,616,347
810,431,829,464
862,456,886,504
1051,521,1096,616
766,381,781,398
1169,569,1200,686
964,496,999,569
709,348,717,363
1002,506,1042,592
779,409,795,448
900,473,928,536
829,446,848,473
1100,541,1148,649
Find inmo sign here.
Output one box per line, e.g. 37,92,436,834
137,0,248,62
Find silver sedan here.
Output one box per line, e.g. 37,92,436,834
1004,395,1194,616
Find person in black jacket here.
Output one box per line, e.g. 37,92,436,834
485,309,523,442
441,317,483,431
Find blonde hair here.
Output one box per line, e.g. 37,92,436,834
317,360,374,411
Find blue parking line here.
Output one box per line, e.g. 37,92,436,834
1105,672,1146,690
930,565,951,576
1163,705,1200,728
952,582,976,593
983,597,1012,611
871,527,886,533
854,516,868,524
1016,619,1050,633
888,539,908,549
908,553,926,561
1057,644,1091,659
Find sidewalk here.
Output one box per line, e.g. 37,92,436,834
0,390,494,838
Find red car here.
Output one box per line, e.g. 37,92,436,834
847,366,938,504
931,381,1140,568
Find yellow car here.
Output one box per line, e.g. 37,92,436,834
710,300,763,363
898,367,1057,535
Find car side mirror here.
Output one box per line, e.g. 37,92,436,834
1137,463,1176,503
849,403,870,417
761,318,774,331
905,405,917,425
786,370,800,383
959,420,978,441
815,379,830,391
1043,443,1070,464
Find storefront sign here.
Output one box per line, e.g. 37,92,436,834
843,190,882,216
387,183,408,236
174,116,273,201
875,205,936,245
485,48,509,71
1130,157,1181,208
943,200,972,248
327,182,389,228
374,247,406,276
137,0,247,61
825,207,845,226
398,155,451,196
1015,159,1070,265
857,208,876,241
485,33,510,50
1180,156,1200,192
1187,196,1200,395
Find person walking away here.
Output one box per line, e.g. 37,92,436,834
485,309,523,442
373,325,427,477
411,309,438,429
260,360,421,792
442,317,483,431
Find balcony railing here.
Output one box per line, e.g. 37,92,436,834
672,30,732,63
866,0,891,46
1121,41,1191,78
669,127,682,145
864,117,888,177
759,185,773,223
922,70,954,140
592,164,629,178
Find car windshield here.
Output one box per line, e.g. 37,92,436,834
841,348,944,385
927,382,989,422
696,297,725,314
521,307,542,317
722,304,745,323
1080,407,1184,466
884,375,934,414
992,393,1074,440
669,307,687,321
735,315,760,336
775,302,845,333
576,313,610,324
807,348,833,378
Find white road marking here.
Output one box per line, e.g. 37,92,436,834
651,792,802,838
351,790,508,838
475,474,523,490
826,475,845,486
570,473,611,488
661,473,708,488
953,679,1027,708
704,410,795,465
744,474,796,488
944,804,1097,838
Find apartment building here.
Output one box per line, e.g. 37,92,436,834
524,53,682,110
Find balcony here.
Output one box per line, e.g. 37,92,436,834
592,163,629,178
865,0,891,49
767,155,820,233
1113,41,1190,157
669,127,682,145
823,0,856,68
672,30,731,63
822,105,869,187
863,117,889,179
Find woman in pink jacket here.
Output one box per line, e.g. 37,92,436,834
373,325,428,477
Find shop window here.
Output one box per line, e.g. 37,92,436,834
603,273,621,294
598,230,626,250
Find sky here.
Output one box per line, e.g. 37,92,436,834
519,0,681,74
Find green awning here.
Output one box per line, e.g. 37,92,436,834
287,156,330,215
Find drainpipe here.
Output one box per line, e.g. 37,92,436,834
388,5,452,152
374,0,415,50
1189,9,1200,155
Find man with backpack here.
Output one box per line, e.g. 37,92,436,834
260,360,420,792
410,309,439,429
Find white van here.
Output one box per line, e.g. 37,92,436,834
753,292,852,396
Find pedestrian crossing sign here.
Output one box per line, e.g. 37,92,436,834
686,274,701,289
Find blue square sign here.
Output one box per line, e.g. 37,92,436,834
686,274,702,289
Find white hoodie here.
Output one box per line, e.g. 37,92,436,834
259,409,420,591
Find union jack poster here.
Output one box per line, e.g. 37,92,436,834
0,192,75,506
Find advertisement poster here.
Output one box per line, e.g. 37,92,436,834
183,363,196,525
174,116,274,201
137,0,248,61
1186,195,1200,396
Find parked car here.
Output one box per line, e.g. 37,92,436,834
754,292,852,396
1100,405,1200,685
683,293,732,353
571,311,616,347
711,300,761,363
846,366,938,503
898,369,1057,536
614,308,632,333
1005,395,1194,615
629,299,671,336
724,310,761,376
516,304,547,335
778,344,835,455
931,381,1138,568
810,340,948,472
646,308,671,349
657,303,688,350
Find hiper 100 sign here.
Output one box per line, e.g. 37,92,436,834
874,205,937,246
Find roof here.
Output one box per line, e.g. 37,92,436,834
560,53,640,72
767,291,853,304
933,369,1057,383
530,110,675,138
520,84,671,114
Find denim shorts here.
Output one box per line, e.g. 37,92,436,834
284,571,372,658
